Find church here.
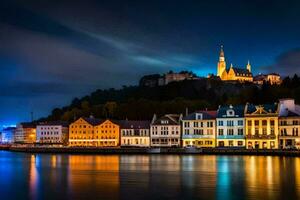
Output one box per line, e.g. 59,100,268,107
217,46,253,82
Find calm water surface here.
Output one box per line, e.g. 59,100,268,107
0,151,300,200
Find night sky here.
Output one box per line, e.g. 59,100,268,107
1,0,300,127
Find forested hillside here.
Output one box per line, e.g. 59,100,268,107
40,74,300,122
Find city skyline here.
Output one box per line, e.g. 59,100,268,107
1,0,300,126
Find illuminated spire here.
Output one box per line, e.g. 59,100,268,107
219,45,225,62
247,60,251,72
230,63,233,68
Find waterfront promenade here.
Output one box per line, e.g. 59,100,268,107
3,145,300,156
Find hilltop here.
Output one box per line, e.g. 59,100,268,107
40,74,300,122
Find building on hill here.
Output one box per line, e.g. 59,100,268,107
244,103,279,149
216,105,245,147
217,46,253,82
120,120,151,147
181,111,217,148
139,71,198,87
1,127,16,144
253,73,281,85
14,122,36,144
139,74,165,87
150,114,182,147
278,99,300,149
36,121,69,146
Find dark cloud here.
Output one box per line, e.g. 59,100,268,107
1,0,300,124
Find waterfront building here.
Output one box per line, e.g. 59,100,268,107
1,127,16,144
120,120,150,147
253,73,281,85
150,114,182,147
14,122,36,144
245,103,279,149
36,121,69,146
69,117,101,147
181,111,217,148
217,46,253,82
278,99,300,149
94,120,120,147
216,105,245,147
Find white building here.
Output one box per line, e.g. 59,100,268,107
181,111,217,148
216,105,245,147
120,120,150,147
150,114,182,147
36,121,69,146
278,99,300,149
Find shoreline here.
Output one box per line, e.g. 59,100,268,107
2,146,300,156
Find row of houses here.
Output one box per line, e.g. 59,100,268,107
2,98,300,149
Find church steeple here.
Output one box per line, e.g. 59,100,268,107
219,45,225,62
247,60,251,72
217,45,226,78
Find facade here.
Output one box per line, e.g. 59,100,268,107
36,121,69,145
69,117,101,147
253,73,281,85
150,114,182,147
69,117,120,147
94,119,120,147
1,127,16,144
164,71,197,84
182,111,217,148
217,46,253,82
14,123,36,144
245,103,279,149
278,99,300,149
120,120,150,147
216,105,245,147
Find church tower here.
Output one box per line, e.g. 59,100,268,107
217,45,226,77
246,60,251,72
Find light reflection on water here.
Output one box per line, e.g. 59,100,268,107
0,151,299,200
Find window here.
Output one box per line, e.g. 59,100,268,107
184,122,189,128
238,129,243,135
247,120,252,126
218,129,224,136
227,129,234,135
227,120,234,126
262,120,267,126
184,129,190,135
238,141,243,146
218,121,223,126
194,122,198,127
238,120,243,126
229,141,234,146
270,120,275,126
255,120,259,126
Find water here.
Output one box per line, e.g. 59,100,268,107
0,151,299,200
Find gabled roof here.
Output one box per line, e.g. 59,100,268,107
217,105,245,118
231,67,252,77
152,114,181,125
183,111,217,120
245,103,278,115
280,110,300,118
38,121,69,127
81,117,104,126
118,120,151,129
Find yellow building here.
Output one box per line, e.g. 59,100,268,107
182,111,217,148
14,122,36,144
68,117,98,146
94,120,120,147
245,103,279,149
217,46,253,82
69,117,120,147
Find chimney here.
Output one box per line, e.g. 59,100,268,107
185,107,189,116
